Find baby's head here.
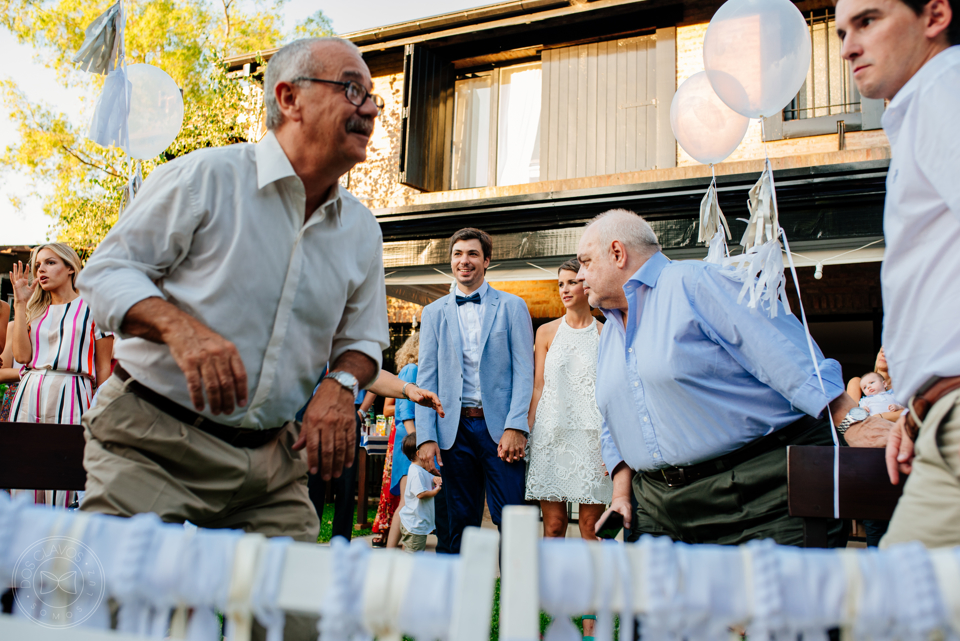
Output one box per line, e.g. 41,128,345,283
860,372,887,397
402,432,419,464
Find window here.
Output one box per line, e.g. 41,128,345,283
763,9,883,141
451,62,543,190
785,10,861,122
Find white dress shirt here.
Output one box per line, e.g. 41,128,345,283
456,281,488,408
77,131,389,429
880,45,960,401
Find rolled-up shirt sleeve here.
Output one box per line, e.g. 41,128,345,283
329,236,389,371
76,162,203,337
693,267,845,419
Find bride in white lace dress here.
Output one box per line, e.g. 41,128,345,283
526,259,613,542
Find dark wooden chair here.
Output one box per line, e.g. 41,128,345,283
0,422,86,490
787,445,905,547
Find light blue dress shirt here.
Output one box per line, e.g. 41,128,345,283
596,252,843,473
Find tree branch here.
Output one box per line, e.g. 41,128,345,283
59,143,124,178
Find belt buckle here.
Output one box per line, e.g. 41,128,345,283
661,467,685,488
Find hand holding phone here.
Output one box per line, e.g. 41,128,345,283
594,509,624,540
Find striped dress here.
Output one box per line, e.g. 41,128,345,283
10,298,106,424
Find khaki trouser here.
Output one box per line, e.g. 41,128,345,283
881,389,960,549
399,521,428,553
81,375,320,641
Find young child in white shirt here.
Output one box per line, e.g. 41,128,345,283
859,372,904,416
398,432,442,553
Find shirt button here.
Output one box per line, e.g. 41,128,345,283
628,348,633,353
643,417,649,422
634,382,639,387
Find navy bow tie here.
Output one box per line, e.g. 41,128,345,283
456,293,481,306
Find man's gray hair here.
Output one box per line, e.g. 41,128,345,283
263,37,361,131
586,209,661,255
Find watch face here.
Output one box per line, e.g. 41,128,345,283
850,407,869,421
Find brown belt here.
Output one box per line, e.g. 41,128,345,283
905,375,960,440
113,365,283,449
461,407,485,419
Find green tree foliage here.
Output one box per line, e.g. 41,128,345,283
0,0,333,250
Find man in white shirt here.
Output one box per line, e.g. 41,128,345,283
837,0,960,547
416,228,535,553
76,37,389,546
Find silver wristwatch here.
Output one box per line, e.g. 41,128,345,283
836,407,869,435
324,371,359,398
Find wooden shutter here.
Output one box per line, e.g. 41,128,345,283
399,44,454,192
540,29,675,181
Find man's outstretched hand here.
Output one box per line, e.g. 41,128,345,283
406,386,445,418
294,378,357,480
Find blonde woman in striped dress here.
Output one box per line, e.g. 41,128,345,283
8,243,113,506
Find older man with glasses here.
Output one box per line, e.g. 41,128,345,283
78,36,388,560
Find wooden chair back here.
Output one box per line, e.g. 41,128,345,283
786,445,904,547
0,422,86,490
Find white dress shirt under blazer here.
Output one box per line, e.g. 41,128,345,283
880,45,960,401
456,282,489,407
77,131,390,429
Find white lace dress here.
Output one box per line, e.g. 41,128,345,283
525,318,613,505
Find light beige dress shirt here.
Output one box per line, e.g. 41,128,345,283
77,131,389,429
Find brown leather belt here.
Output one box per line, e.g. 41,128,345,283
905,375,960,440
461,407,485,419
113,365,283,449
644,414,820,488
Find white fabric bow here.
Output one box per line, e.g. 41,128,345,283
540,538,595,641
319,536,371,641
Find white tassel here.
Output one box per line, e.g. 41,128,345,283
72,1,124,75
699,177,731,265
722,160,789,319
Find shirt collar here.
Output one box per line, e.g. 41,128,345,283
882,45,960,145
255,130,344,225
255,130,298,190
456,281,489,300
626,251,669,290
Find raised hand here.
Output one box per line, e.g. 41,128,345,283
9,261,37,305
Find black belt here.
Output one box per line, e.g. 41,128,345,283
113,365,283,449
644,414,821,488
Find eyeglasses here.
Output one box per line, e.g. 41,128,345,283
294,77,385,110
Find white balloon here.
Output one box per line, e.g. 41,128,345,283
703,0,812,119
670,71,750,165
125,63,184,160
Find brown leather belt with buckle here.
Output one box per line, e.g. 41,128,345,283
643,414,820,488
905,375,960,440
113,365,283,449
461,407,485,419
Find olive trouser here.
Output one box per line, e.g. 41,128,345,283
628,417,846,547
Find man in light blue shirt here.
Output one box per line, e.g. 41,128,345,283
579,209,869,546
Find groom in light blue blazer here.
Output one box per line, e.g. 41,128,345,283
416,228,535,554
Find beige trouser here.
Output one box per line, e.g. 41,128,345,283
881,389,960,549
81,375,320,640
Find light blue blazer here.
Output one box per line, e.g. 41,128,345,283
416,286,535,450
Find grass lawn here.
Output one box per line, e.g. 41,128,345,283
317,504,378,543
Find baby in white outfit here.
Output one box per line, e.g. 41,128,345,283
859,372,904,415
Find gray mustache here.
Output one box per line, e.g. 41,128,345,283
346,117,374,136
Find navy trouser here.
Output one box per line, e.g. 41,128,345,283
441,416,526,554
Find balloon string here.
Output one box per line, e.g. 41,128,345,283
760,118,769,162
771,157,841,521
